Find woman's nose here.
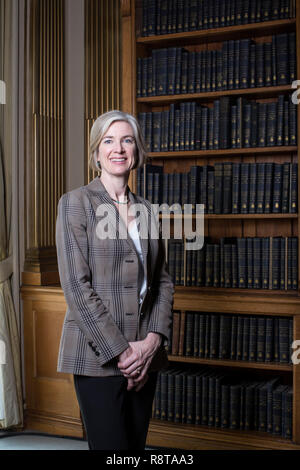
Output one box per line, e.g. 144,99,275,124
114,140,124,152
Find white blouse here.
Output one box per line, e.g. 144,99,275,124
128,218,147,303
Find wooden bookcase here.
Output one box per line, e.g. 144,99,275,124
120,0,300,450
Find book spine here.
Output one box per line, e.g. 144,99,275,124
272,163,283,213
253,237,262,289
249,316,257,361
257,317,266,361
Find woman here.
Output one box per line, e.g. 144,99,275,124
55,110,174,450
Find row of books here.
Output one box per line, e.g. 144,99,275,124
137,33,296,97
152,366,292,438
137,162,298,214
142,0,296,37
167,237,298,290
170,311,293,363
138,96,297,152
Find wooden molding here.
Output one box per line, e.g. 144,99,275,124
120,0,131,17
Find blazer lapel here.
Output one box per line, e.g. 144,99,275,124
85,177,150,280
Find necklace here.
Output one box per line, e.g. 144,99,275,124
111,197,129,205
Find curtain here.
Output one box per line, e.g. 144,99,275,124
0,0,23,428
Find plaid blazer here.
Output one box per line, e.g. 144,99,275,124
56,176,174,376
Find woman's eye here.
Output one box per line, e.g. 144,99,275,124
124,138,134,144
103,139,112,144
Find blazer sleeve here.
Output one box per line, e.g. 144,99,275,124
55,191,129,366
146,211,175,347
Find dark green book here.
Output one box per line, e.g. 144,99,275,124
229,384,241,430
154,372,161,419
215,374,225,428
185,312,194,356
264,162,274,213
272,385,288,435
205,244,214,287
201,370,213,425
281,162,290,213
265,317,274,362
271,237,281,290
213,244,220,287
221,383,230,428
236,316,244,361
240,163,250,214
256,163,265,214
224,244,232,288
152,111,162,152
279,318,290,363
204,314,211,358
282,386,293,439
273,317,280,362
174,372,183,423
242,317,250,361
244,382,257,430
264,42,272,87
247,237,253,289
232,163,240,213
291,236,298,290
249,316,257,361
243,104,251,147
167,369,178,421
196,247,205,287
232,244,238,288
257,317,266,361
186,372,196,424
160,370,169,420
280,237,287,290
272,163,283,213
248,164,257,214
258,102,267,147
230,315,238,360
214,163,223,214
209,315,220,359
276,94,284,145
219,315,232,359
262,237,270,289
267,101,277,146
237,238,247,288
207,168,214,213
289,164,298,213
223,162,232,214
208,374,217,427
193,313,200,357
195,374,202,426
198,314,206,358
253,237,262,289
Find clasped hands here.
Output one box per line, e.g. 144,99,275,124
117,332,162,392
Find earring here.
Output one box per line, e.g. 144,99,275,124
97,161,101,169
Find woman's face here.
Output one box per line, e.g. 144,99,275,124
97,120,136,177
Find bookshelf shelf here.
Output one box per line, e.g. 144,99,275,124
147,146,298,159
168,355,293,372
137,19,296,47
147,420,300,450
161,213,298,219
137,85,293,104
122,0,300,450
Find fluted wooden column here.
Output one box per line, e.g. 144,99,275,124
84,0,122,183
23,0,65,285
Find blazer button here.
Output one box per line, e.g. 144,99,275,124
95,351,100,356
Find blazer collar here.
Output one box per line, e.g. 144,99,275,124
85,176,149,279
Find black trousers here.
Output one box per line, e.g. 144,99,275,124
73,372,158,450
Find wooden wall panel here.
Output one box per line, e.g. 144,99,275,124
22,287,83,437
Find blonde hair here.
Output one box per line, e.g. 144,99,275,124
89,110,147,172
